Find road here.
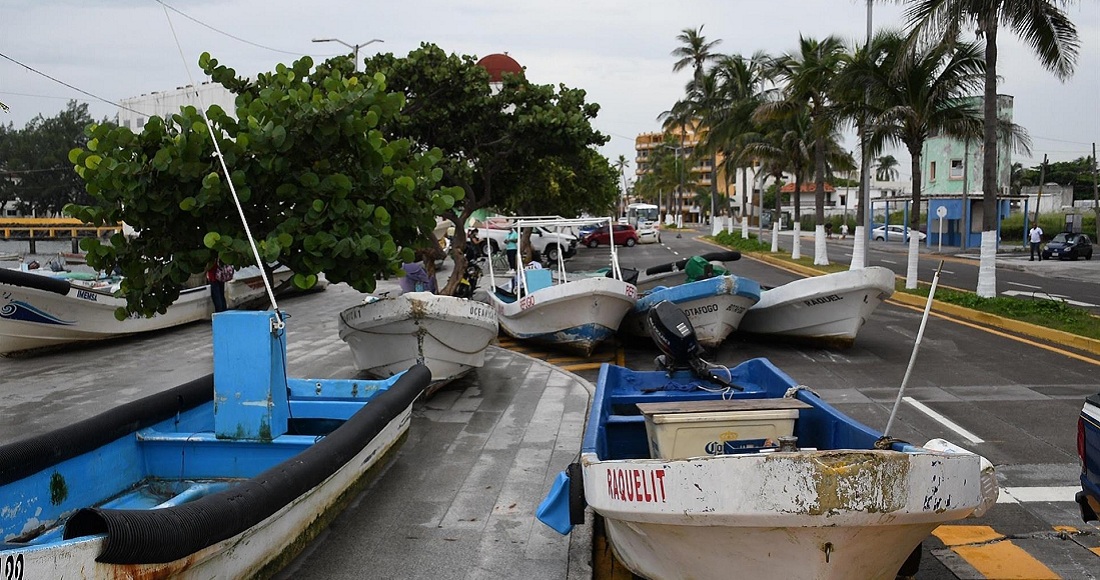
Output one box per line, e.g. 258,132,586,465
570,230,1100,579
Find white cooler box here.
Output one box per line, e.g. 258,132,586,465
637,399,808,460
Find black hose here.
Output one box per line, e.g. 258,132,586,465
0,268,72,296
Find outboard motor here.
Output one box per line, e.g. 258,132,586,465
645,300,702,372
645,300,741,390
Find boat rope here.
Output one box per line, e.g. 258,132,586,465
883,260,945,438
161,4,282,325
337,309,490,355
784,385,820,398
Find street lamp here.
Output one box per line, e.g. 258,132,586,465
312,38,384,73
659,143,684,227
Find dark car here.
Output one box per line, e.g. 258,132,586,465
581,224,638,248
1042,232,1093,261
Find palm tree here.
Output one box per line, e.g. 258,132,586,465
843,30,986,287
761,35,847,265
874,155,901,182
706,52,769,220
668,26,722,224
904,0,1080,296
612,154,630,215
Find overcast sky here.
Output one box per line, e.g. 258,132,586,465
2,0,1097,184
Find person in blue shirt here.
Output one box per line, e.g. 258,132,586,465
504,228,518,270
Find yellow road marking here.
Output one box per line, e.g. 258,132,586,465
952,541,1060,579
933,525,1004,546
1053,525,1079,534
560,362,607,372
934,525,1061,579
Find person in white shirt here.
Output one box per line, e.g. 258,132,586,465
1029,225,1044,261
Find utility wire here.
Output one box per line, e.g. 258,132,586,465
0,51,150,117
152,0,334,58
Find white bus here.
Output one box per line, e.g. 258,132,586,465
625,203,659,228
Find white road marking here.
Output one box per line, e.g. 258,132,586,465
880,259,898,264
996,486,1080,503
903,396,984,444
1001,290,1098,308
1007,281,1042,289
940,270,954,275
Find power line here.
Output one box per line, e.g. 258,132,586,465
152,0,334,58
0,51,149,117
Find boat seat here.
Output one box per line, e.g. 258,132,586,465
523,269,553,292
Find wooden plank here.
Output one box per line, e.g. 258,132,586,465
636,398,811,415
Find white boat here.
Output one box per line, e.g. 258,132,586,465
738,266,897,347
0,265,308,354
338,291,499,395
539,302,997,580
620,272,761,349
484,217,636,356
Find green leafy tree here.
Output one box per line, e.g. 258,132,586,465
67,53,458,318
0,101,100,216
360,44,613,292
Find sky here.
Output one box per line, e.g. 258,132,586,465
2,0,1097,185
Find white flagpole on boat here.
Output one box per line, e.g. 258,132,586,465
883,260,943,438
161,4,282,324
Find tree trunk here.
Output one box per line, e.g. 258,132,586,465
907,144,924,289
977,17,1000,298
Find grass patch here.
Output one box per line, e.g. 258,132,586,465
708,230,1100,341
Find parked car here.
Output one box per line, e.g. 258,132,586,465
1077,394,1100,523
581,224,639,248
636,222,661,244
872,224,927,242
1042,232,1093,261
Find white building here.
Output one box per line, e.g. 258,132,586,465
118,82,237,132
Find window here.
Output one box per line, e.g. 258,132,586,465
929,161,937,182
949,159,964,179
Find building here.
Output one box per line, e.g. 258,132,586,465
117,82,238,132
634,128,728,224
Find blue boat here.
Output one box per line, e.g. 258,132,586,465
620,263,762,348
0,310,430,579
539,302,997,579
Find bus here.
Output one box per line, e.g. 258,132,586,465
625,203,659,228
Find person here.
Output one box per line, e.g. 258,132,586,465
825,223,833,239
207,260,234,313
1029,224,1044,261
840,223,849,239
466,228,483,261
504,227,519,270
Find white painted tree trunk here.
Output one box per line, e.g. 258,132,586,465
771,223,780,252
814,225,829,266
905,235,920,289
976,230,997,298
849,226,867,270
727,216,734,235
741,217,748,239
792,223,802,260
711,217,722,236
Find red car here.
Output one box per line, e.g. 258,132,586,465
581,224,638,248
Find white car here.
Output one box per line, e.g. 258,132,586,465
637,222,662,244
872,224,926,242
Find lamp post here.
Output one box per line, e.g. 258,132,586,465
658,143,685,227
312,38,384,73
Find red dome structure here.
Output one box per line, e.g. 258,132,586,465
476,53,523,82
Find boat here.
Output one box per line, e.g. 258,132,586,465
737,266,897,347
635,250,743,292
484,217,637,356
338,290,499,396
0,309,431,578
620,268,762,349
538,301,998,579
0,265,310,354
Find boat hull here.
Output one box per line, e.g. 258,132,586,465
338,292,499,392
489,276,636,356
738,266,896,347
621,275,761,348
586,449,981,580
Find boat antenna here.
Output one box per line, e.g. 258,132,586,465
160,5,283,326
883,260,944,438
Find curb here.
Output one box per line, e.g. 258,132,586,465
730,247,1100,358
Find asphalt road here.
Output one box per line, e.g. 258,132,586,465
571,229,1100,579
